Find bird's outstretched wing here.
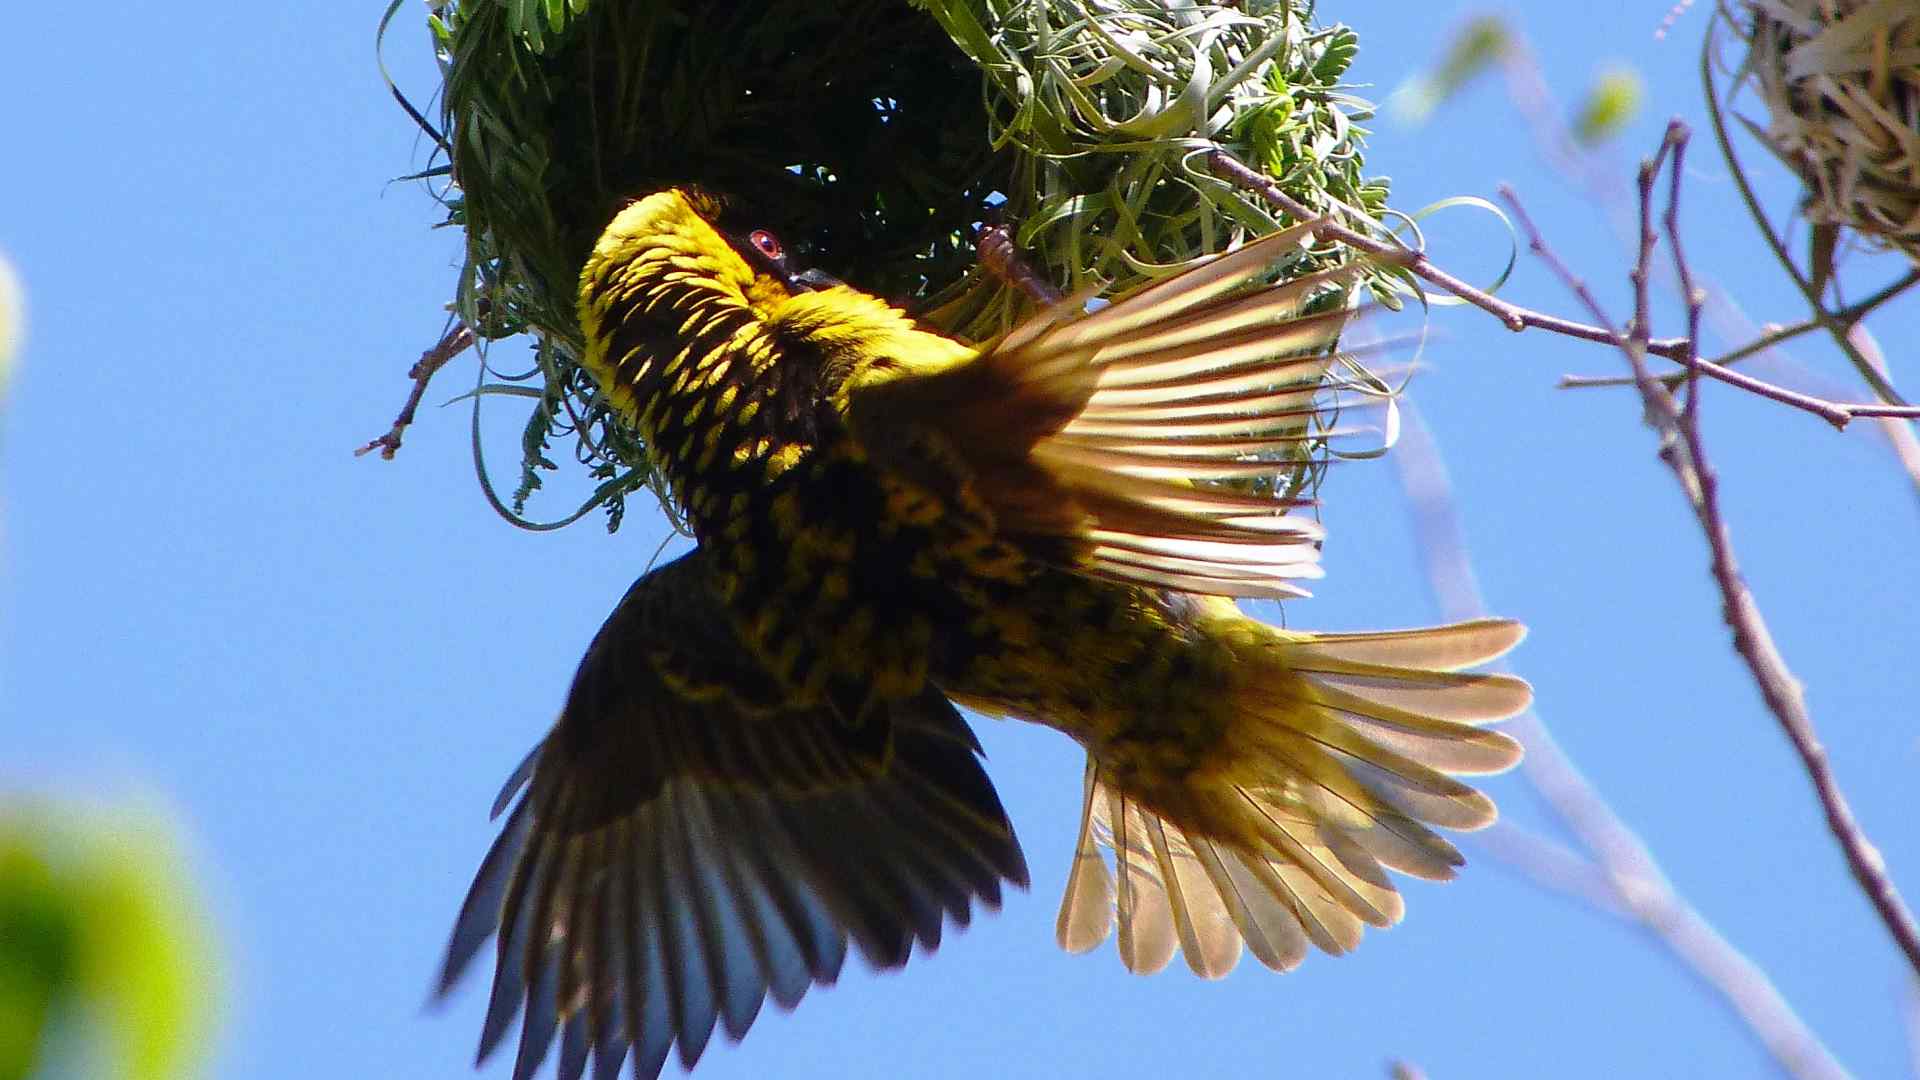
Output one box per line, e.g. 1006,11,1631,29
839,223,1392,600
437,549,1028,1080
574,190,1369,601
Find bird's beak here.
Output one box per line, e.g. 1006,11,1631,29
788,268,844,292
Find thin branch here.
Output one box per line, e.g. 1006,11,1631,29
1206,150,1687,351
1393,406,1848,1080
1705,317,1824,370
976,223,1064,306
1422,18,1866,428
1205,149,1903,430
1559,339,1920,428
1558,266,1920,408
1566,328,1920,506
357,318,478,460
1503,120,1920,982
1558,316,1822,389
1663,120,1705,432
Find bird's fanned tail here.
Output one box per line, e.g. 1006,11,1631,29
1056,617,1528,978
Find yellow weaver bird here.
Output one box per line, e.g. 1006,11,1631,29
438,188,1531,1080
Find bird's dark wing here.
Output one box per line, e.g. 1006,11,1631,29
845,222,1389,600
436,549,1028,1080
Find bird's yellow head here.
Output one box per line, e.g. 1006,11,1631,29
580,188,840,324
577,187,969,431
581,189,768,317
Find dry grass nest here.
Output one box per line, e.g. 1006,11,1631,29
1730,0,1920,262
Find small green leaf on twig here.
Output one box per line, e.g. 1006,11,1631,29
1392,15,1511,125
1573,66,1644,144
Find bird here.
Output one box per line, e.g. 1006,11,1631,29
436,187,1531,1080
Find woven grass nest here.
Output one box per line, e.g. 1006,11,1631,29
1730,0,1920,263
391,0,1397,529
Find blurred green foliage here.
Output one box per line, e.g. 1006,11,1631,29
0,253,20,400
1392,14,1642,145
0,805,218,1080
1573,67,1645,144
1391,14,1509,124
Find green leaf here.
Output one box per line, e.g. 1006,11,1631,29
0,840,75,1080
1572,66,1643,144
1393,15,1510,125
1312,28,1358,83
0,806,218,1080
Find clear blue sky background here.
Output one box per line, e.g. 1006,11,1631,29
5,6,1917,1079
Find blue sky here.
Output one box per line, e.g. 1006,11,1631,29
5,6,1917,1079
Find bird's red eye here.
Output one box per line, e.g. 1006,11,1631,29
748,229,783,258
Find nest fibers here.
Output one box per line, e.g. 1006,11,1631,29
389,0,1395,529
1731,0,1920,262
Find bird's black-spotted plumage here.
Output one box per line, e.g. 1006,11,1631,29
439,187,1532,1080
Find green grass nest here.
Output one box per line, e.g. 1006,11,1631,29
386,0,1397,530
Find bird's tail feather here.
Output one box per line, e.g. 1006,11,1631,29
1056,617,1528,978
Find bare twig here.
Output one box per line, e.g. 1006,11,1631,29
1393,406,1849,1080
1619,156,1916,435
357,318,478,459
1558,321,1823,390
1555,277,1920,438
1503,120,1920,981
1850,328,1920,499
1207,150,1687,352
976,223,1065,307
1561,355,1920,428
1563,267,1920,394
1205,149,1911,430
